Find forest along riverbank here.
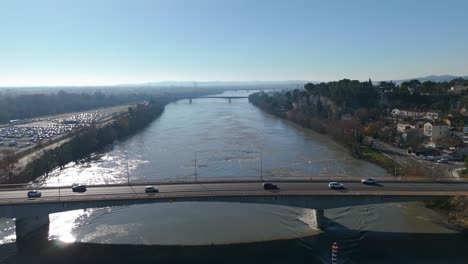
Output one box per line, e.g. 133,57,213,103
248,88,402,176
1,100,166,184
0,89,223,184
248,86,467,231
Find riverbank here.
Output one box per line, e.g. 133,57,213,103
426,196,468,233
360,146,402,176
249,92,466,231
2,100,169,184
248,93,402,176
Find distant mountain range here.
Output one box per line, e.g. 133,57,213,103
390,75,468,84
133,75,468,87
119,80,309,87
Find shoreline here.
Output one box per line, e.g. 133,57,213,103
248,94,467,231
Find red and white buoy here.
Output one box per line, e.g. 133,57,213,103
331,242,338,264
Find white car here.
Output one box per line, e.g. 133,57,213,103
145,186,159,193
328,182,344,189
361,178,377,184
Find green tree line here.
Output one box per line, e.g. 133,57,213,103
6,100,167,183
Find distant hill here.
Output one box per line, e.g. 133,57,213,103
390,75,468,84
119,80,311,87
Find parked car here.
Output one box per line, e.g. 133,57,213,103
423,156,434,161
27,190,41,198
72,184,87,192
361,178,377,185
262,182,278,190
437,159,448,164
328,182,345,189
145,186,159,193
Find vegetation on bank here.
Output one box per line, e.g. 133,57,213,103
249,78,467,230
0,87,225,124
360,146,402,176
426,196,468,232
249,77,467,169
1,99,168,183
249,79,376,158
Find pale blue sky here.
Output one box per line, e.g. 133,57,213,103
1,0,467,86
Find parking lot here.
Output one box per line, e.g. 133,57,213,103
0,107,127,159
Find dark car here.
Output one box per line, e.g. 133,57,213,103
27,190,41,198
72,184,87,192
145,186,159,193
262,182,278,190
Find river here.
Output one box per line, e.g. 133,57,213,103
0,90,466,263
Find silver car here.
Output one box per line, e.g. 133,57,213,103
361,178,377,184
328,182,344,189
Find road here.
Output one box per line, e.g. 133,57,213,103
370,139,460,178
1,181,467,205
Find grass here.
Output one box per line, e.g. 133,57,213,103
360,146,402,176
461,169,468,178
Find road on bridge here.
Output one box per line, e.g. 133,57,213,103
1,181,467,205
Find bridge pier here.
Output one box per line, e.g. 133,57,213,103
15,215,49,251
228,98,231,103
315,209,327,229
189,98,192,104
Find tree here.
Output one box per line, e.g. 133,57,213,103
404,129,425,150
0,150,19,181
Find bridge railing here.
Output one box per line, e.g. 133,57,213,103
0,175,465,191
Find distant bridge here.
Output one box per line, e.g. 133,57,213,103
1,180,466,247
188,96,248,103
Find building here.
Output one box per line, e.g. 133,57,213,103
464,127,468,145
397,123,415,133
392,109,441,120
391,109,424,118
423,122,449,141
425,111,440,121
449,85,467,95
391,109,400,116
341,114,353,121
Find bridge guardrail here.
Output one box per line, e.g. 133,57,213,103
0,175,465,192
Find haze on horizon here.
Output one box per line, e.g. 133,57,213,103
1,0,468,87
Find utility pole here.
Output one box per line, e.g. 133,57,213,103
260,152,263,182
58,174,60,200
194,151,197,183
125,151,130,185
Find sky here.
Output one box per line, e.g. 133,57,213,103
1,0,468,86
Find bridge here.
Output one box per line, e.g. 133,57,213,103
1,180,467,248
188,96,248,103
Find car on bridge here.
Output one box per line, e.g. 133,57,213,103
328,182,345,189
72,184,87,192
361,178,377,185
27,190,41,198
262,182,279,190
145,186,159,193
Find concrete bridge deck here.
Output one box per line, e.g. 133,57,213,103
2,180,466,248
1,181,466,218
190,96,248,99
